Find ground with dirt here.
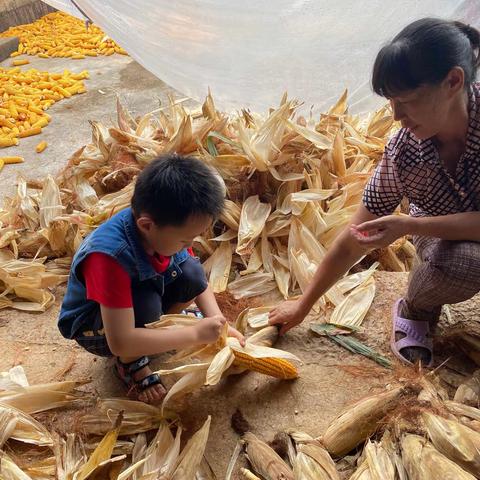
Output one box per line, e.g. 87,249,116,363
2,270,478,477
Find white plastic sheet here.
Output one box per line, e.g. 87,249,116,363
43,0,476,113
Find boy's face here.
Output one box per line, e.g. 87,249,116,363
136,213,213,257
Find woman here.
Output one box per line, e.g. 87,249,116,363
269,18,480,367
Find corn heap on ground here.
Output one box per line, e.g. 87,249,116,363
0,66,88,148
1,12,127,59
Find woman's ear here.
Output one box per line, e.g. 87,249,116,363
445,66,465,96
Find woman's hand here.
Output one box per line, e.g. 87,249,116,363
268,299,309,335
350,215,412,249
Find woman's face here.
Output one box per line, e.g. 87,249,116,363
388,68,465,141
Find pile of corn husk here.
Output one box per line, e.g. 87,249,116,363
0,90,415,315
230,370,480,479
0,366,216,479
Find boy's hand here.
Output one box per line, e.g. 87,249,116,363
227,325,246,347
194,314,226,343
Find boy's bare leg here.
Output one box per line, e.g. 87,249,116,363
119,355,167,403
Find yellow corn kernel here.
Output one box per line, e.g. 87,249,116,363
231,351,298,379
12,59,30,67
18,126,41,138
35,140,47,153
1,156,24,164
0,137,18,147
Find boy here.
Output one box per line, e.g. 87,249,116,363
58,154,244,403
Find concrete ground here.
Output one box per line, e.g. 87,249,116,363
0,52,198,200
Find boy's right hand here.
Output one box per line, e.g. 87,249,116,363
194,314,227,343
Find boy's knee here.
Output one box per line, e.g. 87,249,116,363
169,257,208,304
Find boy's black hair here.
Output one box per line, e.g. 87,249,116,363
372,18,480,98
131,154,225,226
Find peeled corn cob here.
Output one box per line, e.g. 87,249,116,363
1,12,127,59
36,140,47,153
0,156,24,164
232,350,298,379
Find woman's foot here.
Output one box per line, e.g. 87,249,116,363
391,299,433,367
115,356,167,404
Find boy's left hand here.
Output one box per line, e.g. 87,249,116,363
227,325,246,347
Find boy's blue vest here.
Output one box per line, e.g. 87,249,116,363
58,208,189,339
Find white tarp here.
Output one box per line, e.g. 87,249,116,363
42,0,477,113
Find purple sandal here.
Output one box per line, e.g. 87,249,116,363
391,298,433,368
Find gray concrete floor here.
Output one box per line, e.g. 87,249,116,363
0,53,196,200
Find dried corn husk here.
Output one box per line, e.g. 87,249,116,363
454,370,480,406
321,386,404,457
401,434,475,480
0,402,53,446
206,240,232,293
422,411,480,476
171,416,211,479
293,441,340,480
0,380,88,414
0,451,33,480
73,413,122,480
80,399,166,436
243,432,294,480
364,439,395,480
328,278,375,329
236,195,271,256
348,462,371,480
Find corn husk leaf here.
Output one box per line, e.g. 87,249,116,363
171,416,211,480
228,272,277,299
0,452,33,480
236,196,271,256
328,278,375,328
207,241,232,293
0,380,88,414
0,402,53,446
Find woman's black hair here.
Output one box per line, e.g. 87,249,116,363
372,18,480,97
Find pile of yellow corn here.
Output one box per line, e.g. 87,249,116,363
0,66,88,149
1,12,127,59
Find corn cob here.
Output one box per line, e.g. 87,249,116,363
12,59,29,66
321,386,404,457
243,432,294,480
240,468,262,480
0,156,24,164
423,412,480,477
1,12,127,59
36,140,47,153
401,434,475,480
232,350,298,379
